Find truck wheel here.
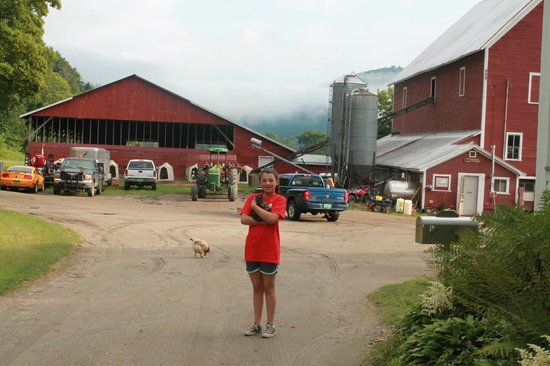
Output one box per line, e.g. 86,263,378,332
96,182,102,195
87,186,95,197
152,183,157,191
124,183,130,190
191,184,199,201
287,201,301,221
53,185,61,195
326,212,340,222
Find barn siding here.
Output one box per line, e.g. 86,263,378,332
393,52,484,134
32,76,232,125
425,151,518,213
484,3,543,176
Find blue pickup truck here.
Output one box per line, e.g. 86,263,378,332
278,173,349,222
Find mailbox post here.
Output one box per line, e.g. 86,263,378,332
415,216,479,245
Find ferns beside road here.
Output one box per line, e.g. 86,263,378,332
371,191,550,366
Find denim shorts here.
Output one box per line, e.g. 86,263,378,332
246,261,279,275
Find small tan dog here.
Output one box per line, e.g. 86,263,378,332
191,238,210,258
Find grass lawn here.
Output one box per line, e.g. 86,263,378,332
0,209,80,295
361,277,432,366
0,146,24,170
367,277,431,324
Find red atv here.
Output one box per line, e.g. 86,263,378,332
347,184,381,203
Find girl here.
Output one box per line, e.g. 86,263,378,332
240,168,286,338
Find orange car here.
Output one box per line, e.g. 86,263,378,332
0,165,45,193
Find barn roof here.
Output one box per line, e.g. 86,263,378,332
376,130,525,175
21,74,295,152
392,0,542,84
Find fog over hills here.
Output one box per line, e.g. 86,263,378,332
243,66,402,138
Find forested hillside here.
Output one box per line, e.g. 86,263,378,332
246,66,401,142
0,0,93,154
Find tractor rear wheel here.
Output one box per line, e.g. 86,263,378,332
228,185,237,201
191,184,199,201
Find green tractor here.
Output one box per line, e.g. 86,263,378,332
191,148,239,201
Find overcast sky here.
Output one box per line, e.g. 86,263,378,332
43,0,481,123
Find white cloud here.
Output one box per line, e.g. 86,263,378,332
44,0,481,122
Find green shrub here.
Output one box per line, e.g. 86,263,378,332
394,315,500,366
428,192,550,343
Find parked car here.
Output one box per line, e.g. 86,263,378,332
124,159,157,190
1,165,45,193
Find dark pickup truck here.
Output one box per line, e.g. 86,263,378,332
53,157,103,197
278,173,349,222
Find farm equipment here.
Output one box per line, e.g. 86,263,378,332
365,195,393,213
28,145,57,184
191,148,239,201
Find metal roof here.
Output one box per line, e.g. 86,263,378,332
333,73,367,85
376,131,525,175
292,154,331,166
392,0,541,84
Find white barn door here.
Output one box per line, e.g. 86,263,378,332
457,173,484,216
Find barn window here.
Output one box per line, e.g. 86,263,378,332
402,87,407,108
528,72,540,104
258,155,274,169
432,174,451,192
459,67,466,96
505,132,522,161
492,177,510,194
430,77,436,101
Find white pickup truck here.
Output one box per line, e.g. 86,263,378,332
124,159,157,190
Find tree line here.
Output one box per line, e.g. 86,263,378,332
0,0,92,153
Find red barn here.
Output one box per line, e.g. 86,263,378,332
379,0,542,214
21,75,304,180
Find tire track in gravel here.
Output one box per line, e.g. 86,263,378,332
290,325,366,366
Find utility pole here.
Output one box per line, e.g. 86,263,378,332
535,0,550,210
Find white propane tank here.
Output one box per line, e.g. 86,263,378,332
396,198,405,213
403,200,413,215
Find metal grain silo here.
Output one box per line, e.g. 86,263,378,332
348,90,378,186
328,74,378,187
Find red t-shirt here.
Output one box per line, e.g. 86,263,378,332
241,193,286,264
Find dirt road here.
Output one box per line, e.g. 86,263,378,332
0,190,430,366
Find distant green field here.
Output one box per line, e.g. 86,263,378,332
0,146,24,169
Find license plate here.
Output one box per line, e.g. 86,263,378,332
323,203,332,209
13,180,20,184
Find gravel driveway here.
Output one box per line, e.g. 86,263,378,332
0,190,430,365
